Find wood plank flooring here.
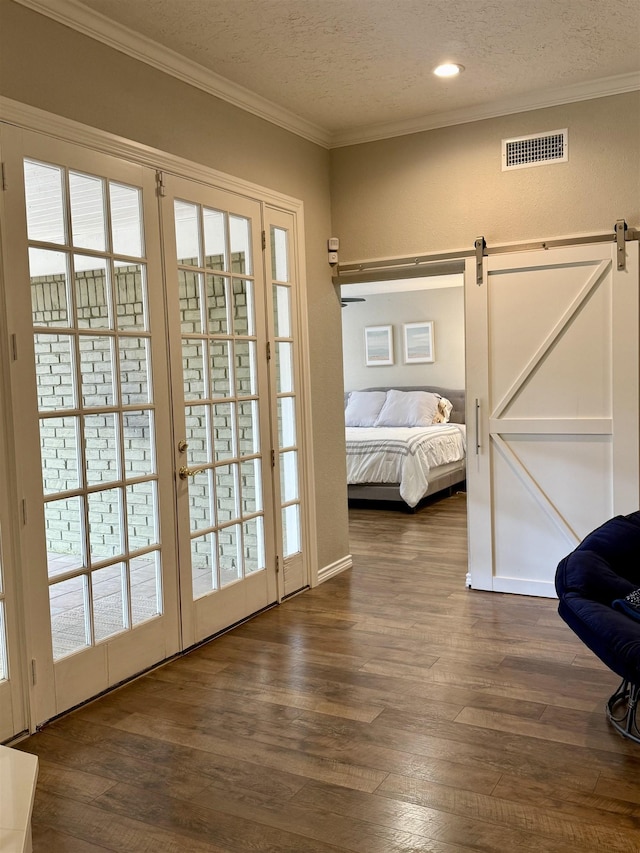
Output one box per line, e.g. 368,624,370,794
18,493,640,851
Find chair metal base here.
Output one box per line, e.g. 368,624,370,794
606,678,640,743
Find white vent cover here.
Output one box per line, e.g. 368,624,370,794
502,129,568,171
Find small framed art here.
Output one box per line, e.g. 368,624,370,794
403,321,434,363
364,325,394,366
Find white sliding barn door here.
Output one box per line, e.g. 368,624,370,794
465,241,639,597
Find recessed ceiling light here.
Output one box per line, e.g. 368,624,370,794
434,63,464,78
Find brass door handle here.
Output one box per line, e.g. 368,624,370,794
179,465,207,480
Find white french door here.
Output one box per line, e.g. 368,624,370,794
1,124,310,727
2,127,181,722
465,241,639,596
162,175,279,646
264,207,306,597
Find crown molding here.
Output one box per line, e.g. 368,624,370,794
330,72,640,147
0,96,305,213
13,1,640,150
13,0,332,148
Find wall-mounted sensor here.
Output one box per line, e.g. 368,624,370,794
328,251,339,265
328,237,339,251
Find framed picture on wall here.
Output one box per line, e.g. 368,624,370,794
364,325,394,366
403,321,434,363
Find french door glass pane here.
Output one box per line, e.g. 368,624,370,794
238,400,259,455
49,575,89,659
235,341,256,395
110,183,143,258
115,262,147,331
210,340,232,397
84,413,118,486
204,209,227,271
45,497,84,577
185,406,210,464
280,451,299,503
126,481,159,550
40,417,80,494
24,160,66,244
282,504,301,557
183,339,206,400
189,470,213,532
191,533,217,599
123,410,155,477
213,402,235,461
215,464,239,522
34,334,75,412
229,216,251,274
174,199,266,601
277,397,295,448
271,227,289,282
232,279,254,335
29,248,70,327
241,459,262,514
174,200,201,265
92,563,126,642
119,337,151,406
273,285,291,337
130,552,162,625
69,172,106,252
219,524,242,586
80,336,114,408
276,342,293,394
88,488,123,562
75,256,111,329
179,271,203,334
243,517,265,574
24,158,164,661
207,276,229,333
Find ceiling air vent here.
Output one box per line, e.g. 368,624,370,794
502,129,568,171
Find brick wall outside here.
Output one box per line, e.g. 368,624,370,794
35,263,264,581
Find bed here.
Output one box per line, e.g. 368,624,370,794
345,385,466,508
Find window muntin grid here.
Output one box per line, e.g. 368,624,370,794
25,159,163,659
271,225,301,558
174,200,266,599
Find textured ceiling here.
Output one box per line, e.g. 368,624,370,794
26,0,640,142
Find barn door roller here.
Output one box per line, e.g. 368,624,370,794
615,220,627,271
475,236,486,285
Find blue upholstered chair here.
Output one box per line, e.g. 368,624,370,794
555,511,640,743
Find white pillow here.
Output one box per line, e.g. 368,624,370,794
374,389,440,427
344,390,387,427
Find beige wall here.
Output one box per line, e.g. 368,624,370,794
342,284,465,390
0,0,349,573
330,93,640,262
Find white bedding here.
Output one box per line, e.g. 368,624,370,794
345,424,466,508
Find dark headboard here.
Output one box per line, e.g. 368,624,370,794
351,385,466,424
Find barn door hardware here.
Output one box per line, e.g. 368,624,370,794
474,236,486,285
615,220,627,271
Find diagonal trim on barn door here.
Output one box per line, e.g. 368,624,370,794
491,433,581,547
492,260,611,419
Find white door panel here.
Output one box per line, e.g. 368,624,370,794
161,175,278,648
1,127,181,723
466,241,639,597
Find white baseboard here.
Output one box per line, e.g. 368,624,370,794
317,554,352,585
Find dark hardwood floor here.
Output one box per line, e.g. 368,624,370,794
18,493,640,851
